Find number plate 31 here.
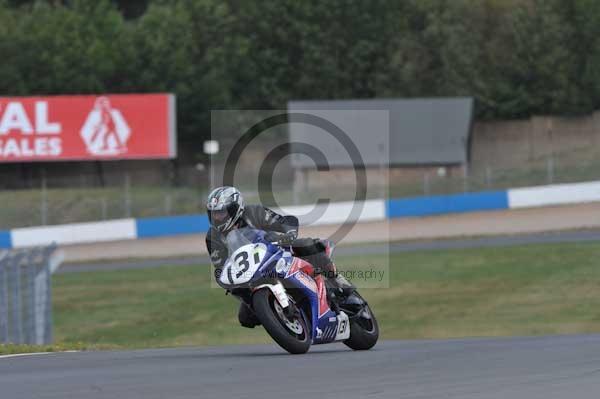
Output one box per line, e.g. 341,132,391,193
219,243,267,286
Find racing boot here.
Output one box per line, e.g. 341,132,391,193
332,273,355,297
238,303,261,329
322,262,355,299
327,273,355,298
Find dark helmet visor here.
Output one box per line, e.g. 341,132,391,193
208,202,240,232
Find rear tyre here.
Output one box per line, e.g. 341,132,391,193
342,294,379,351
252,289,311,354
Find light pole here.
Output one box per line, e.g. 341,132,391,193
203,140,220,188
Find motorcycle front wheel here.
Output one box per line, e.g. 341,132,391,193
252,288,311,354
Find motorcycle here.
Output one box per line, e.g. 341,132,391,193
216,227,379,354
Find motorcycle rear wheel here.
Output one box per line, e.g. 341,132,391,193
253,289,311,354
342,293,379,350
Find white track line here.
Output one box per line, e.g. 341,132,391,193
0,350,80,359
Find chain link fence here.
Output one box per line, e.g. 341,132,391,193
0,245,63,345
1,146,600,229
0,165,208,229
390,150,600,198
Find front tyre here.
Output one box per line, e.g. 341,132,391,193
252,289,311,354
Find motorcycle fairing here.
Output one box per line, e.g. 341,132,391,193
283,257,341,344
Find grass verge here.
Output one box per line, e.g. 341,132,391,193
0,342,94,355
48,241,600,350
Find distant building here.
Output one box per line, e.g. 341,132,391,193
287,98,474,190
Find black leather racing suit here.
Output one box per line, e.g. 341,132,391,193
206,204,333,328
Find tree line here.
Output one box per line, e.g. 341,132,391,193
1,0,599,152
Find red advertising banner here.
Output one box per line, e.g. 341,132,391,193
0,93,176,162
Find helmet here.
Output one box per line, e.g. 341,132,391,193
206,186,245,234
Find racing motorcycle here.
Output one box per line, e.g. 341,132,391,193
216,227,379,354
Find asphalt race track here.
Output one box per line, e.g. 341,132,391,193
16,230,599,398
2,335,599,399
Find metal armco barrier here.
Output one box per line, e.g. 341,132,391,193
0,244,62,345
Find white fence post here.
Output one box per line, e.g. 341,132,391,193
41,170,48,226
124,173,132,218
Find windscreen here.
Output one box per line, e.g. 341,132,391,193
225,227,262,254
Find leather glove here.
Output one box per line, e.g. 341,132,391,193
267,231,297,246
278,231,297,246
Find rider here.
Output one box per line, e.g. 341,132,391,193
205,186,348,328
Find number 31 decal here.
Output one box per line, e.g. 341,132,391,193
225,244,266,285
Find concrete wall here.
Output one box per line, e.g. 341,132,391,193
471,112,600,170
297,165,464,190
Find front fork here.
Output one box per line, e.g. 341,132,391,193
253,281,290,309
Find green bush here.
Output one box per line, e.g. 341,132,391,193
1,0,600,151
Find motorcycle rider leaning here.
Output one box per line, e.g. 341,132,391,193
205,186,350,329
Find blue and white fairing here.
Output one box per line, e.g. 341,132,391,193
280,258,350,344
